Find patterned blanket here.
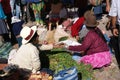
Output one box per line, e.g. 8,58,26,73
0,42,12,59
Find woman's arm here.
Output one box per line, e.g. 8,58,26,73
69,31,93,53
106,0,110,12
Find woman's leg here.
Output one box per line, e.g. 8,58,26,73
6,13,18,45
16,4,21,18
10,0,15,16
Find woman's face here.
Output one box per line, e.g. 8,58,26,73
36,35,39,44
88,12,96,25
32,33,39,45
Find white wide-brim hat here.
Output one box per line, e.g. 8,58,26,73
20,26,37,44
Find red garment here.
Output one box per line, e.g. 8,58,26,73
69,29,109,55
1,0,11,14
71,17,85,37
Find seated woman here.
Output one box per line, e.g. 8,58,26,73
9,26,41,73
66,11,112,68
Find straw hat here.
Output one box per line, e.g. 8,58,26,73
84,10,99,27
20,26,37,44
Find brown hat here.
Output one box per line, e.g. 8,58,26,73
84,10,99,27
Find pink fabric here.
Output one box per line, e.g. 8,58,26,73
80,51,112,68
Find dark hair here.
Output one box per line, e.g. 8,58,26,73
58,18,68,25
51,0,61,4
78,5,93,17
29,32,38,43
86,27,107,42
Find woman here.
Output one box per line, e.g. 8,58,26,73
67,11,111,68
0,1,10,42
1,0,18,46
31,0,44,25
9,26,41,73
49,0,63,22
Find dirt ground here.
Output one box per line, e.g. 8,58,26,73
93,15,120,80
93,55,120,80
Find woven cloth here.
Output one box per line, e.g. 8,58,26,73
0,42,12,59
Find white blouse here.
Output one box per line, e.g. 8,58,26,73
109,0,120,25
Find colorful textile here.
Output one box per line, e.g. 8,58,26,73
0,42,12,59
32,1,44,24
80,51,112,68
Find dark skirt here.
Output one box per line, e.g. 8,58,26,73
0,19,8,34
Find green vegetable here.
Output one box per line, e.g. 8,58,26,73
59,36,68,42
47,52,93,80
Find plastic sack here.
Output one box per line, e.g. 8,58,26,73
53,66,78,80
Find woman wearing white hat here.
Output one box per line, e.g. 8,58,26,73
9,26,41,73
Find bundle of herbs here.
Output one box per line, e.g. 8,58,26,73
47,52,93,80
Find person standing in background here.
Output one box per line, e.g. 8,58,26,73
106,0,111,12
10,0,21,18
89,0,103,20
31,0,45,25
0,1,10,42
109,0,120,68
1,0,18,47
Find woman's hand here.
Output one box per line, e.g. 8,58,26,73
75,36,80,41
106,5,110,12
53,43,65,48
113,28,119,36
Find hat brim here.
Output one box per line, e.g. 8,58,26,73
22,26,37,44
84,21,99,27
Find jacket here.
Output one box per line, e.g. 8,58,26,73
10,43,41,72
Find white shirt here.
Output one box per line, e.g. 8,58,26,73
10,43,40,72
109,0,120,25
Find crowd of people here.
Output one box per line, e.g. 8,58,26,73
0,0,120,76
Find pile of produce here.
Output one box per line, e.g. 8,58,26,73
47,51,94,80
29,72,52,80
